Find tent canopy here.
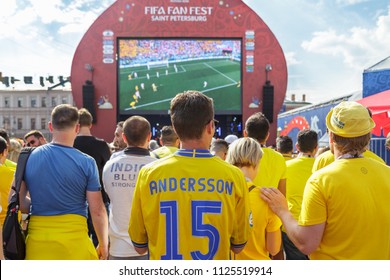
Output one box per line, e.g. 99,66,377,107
357,89,390,137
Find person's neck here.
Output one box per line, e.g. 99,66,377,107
78,126,92,136
259,140,267,147
180,139,211,150
298,151,315,158
0,155,6,165
240,166,256,181
51,133,75,147
334,149,363,159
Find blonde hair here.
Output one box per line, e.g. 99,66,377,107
8,138,22,162
226,137,263,168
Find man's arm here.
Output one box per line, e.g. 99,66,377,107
134,246,148,255
266,229,282,256
87,191,109,259
260,187,325,255
17,180,31,214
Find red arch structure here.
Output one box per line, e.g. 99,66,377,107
71,0,287,143
280,116,310,136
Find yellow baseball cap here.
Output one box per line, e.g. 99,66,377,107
325,101,375,138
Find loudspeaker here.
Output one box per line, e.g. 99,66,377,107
262,83,274,123
82,84,97,123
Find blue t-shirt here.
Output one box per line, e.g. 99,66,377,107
25,143,101,217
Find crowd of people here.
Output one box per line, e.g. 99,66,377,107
0,90,390,260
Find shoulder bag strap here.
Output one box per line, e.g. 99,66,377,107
10,147,35,205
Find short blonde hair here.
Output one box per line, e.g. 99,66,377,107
226,137,263,168
8,138,22,162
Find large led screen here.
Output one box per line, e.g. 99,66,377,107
118,38,242,115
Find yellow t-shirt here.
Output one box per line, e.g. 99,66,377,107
0,164,15,225
152,146,178,159
234,181,282,260
282,154,293,161
129,149,251,260
286,157,315,221
4,159,17,169
300,158,390,259
312,150,385,172
253,147,286,188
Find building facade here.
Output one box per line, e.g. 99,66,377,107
0,89,73,140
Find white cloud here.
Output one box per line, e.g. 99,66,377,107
301,6,390,69
27,0,66,24
336,0,370,6
58,11,102,34
285,52,302,66
0,0,17,18
0,1,37,38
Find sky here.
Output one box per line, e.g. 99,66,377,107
0,0,389,104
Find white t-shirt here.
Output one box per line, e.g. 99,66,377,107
103,149,156,257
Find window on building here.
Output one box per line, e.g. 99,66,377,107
3,118,10,130
31,97,37,108
51,96,57,107
62,96,68,104
41,118,46,129
31,118,36,130
4,97,10,108
41,96,47,107
17,118,23,129
17,97,23,108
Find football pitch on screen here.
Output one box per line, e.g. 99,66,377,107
118,58,241,114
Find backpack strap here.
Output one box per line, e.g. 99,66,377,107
10,147,35,205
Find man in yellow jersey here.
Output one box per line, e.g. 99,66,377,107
283,129,318,260
244,112,286,260
244,113,286,195
313,109,386,172
210,139,229,160
261,101,390,259
276,135,294,161
129,90,251,260
312,146,385,172
151,125,180,159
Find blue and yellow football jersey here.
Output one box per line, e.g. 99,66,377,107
129,149,251,260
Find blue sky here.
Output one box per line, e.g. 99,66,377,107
1,0,389,104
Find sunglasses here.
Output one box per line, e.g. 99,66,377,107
27,140,36,147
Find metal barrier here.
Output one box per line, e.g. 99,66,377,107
370,138,390,165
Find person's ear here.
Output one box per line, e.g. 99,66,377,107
122,133,128,145
75,123,80,134
205,120,214,135
48,122,54,133
328,131,334,144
